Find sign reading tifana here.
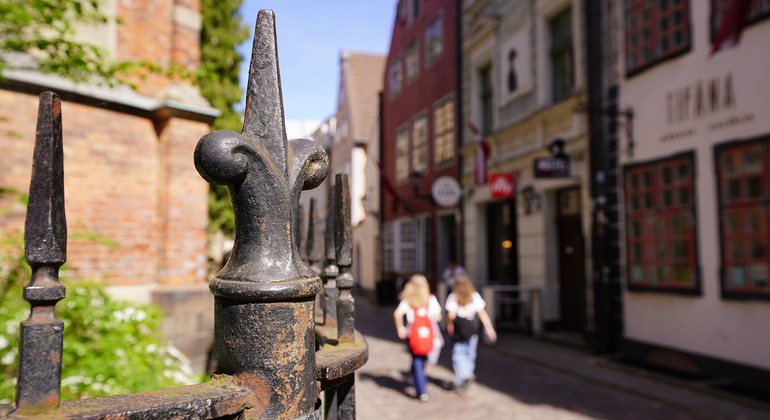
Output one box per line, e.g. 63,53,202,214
431,176,462,208
490,173,515,198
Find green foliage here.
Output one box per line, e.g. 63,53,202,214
199,0,249,235
0,0,116,83
0,0,196,86
0,196,200,403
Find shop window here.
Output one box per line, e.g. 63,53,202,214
712,0,770,41
412,113,428,174
396,126,410,183
434,98,455,167
624,153,699,292
549,7,574,103
625,0,690,75
716,139,770,299
406,37,420,83
426,13,443,65
389,56,403,97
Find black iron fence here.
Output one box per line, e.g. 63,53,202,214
0,10,366,419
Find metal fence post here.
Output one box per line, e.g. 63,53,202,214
323,186,339,324
15,92,67,414
194,10,329,419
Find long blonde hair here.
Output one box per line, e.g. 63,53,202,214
453,274,476,306
400,274,430,308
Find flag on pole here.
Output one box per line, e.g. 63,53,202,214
711,0,752,55
468,122,491,185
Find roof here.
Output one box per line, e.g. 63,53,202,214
340,51,386,143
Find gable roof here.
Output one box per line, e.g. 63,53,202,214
340,51,386,143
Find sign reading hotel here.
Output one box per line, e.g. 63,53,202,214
534,139,570,178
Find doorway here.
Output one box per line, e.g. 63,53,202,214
486,200,518,284
556,187,585,332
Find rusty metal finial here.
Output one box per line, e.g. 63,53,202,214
16,92,67,413
193,10,328,418
335,174,355,343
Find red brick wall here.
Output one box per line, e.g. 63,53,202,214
0,90,209,287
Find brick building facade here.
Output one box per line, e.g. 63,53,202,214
0,0,218,371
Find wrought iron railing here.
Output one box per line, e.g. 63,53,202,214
0,10,366,419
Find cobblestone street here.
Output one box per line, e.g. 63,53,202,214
353,296,765,420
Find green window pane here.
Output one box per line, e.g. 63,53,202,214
632,265,644,281
662,167,672,184
752,239,766,259
751,265,768,288
671,215,686,234
728,179,741,200
729,265,746,286
678,187,690,206
745,148,761,172
632,242,643,258
674,265,691,284
663,189,673,206
677,163,689,181
644,192,653,208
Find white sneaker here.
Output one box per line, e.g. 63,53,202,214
418,393,430,402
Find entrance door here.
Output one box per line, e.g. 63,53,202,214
486,200,518,284
557,188,585,332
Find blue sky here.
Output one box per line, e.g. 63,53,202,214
236,1,396,125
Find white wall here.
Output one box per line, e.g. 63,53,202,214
618,3,770,369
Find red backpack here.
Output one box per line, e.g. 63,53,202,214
409,298,435,356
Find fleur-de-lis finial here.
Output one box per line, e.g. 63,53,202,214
194,10,329,299
193,10,329,417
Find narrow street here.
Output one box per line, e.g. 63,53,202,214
352,296,761,420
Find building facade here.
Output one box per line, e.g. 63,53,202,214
0,0,217,371
459,0,591,334
614,0,770,393
381,0,462,292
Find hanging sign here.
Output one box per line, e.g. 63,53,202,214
490,173,515,198
431,176,462,208
535,139,570,178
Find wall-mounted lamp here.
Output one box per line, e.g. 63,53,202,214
519,185,541,214
408,171,434,204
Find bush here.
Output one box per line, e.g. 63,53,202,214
0,228,200,403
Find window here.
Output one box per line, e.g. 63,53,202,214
624,153,699,292
396,126,410,183
434,98,455,167
712,0,770,41
626,0,690,75
412,114,428,174
426,14,443,65
409,0,422,24
406,37,420,82
389,57,403,97
549,7,574,103
479,65,493,134
716,138,770,299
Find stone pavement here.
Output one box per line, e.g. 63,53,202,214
352,292,770,420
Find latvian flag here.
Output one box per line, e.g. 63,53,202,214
468,122,491,185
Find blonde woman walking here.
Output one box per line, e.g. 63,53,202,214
393,274,442,401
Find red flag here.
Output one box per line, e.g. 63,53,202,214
711,0,752,55
468,122,491,185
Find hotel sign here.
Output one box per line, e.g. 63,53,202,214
534,139,570,178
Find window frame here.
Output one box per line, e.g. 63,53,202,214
625,0,692,78
395,125,410,184
411,112,429,175
406,36,421,83
433,95,456,168
425,11,444,67
389,55,404,98
549,7,574,103
715,136,770,300
623,151,701,294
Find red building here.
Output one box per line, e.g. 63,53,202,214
381,0,460,292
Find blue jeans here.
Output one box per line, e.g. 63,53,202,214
452,334,478,387
411,354,428,396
